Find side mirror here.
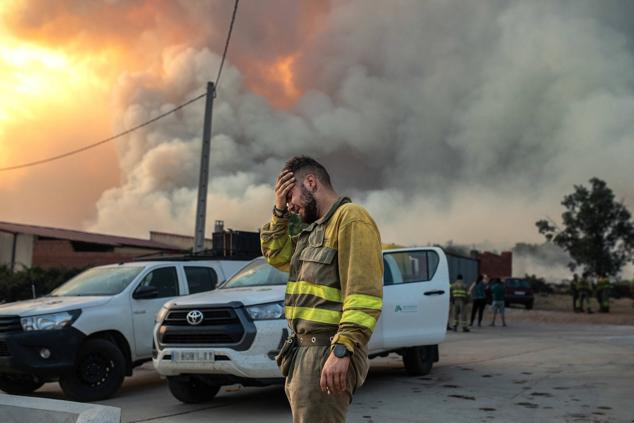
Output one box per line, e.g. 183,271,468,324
133,285,158,299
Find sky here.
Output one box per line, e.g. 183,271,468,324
1,0,633,278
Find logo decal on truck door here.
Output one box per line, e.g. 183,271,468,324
394,305,418,313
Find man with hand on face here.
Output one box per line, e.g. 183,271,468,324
260,156,383,423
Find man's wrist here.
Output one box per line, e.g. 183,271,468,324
331,343,352,358
272,205,289,218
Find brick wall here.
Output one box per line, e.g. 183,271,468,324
477,251,512,279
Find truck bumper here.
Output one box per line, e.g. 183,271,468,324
0,327,85,378
153,320,285,379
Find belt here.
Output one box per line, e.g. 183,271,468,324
296,333,336,347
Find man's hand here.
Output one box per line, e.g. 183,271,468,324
275,170,295,211
320,352,350,394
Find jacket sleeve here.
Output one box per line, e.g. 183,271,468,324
260,215,294,272
331,218,383,354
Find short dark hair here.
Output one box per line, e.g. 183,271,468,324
283,156,332,188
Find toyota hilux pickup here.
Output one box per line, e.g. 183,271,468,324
153,247,450,403
0,256,249,401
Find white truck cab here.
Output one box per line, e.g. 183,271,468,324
153,247,450,403
0,256,248,401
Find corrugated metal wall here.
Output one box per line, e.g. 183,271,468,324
446,252,480,286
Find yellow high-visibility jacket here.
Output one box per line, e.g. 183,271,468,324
260,197,383,354
451,280,468,299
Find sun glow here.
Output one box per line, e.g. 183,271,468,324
0,41,113,123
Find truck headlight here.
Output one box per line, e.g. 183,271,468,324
246,302,285,320
21,310,81,331
155,305,170,323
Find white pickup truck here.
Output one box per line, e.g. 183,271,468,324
153,247,450,403
0,256,248,401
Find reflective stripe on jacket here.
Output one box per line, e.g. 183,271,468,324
451,280,467,299
597,277,610,289
260,196,383,354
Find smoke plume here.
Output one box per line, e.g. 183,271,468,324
2,1,634,278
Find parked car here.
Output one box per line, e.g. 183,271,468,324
153,247,451,404
504,277,534,309
0,255,250,401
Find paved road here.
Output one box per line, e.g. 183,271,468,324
34,322,634,422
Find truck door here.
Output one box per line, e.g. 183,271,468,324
131,265,182,357
379,249,449,348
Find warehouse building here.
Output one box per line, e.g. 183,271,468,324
0,221,183,271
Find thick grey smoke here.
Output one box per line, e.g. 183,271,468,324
85,0,634,277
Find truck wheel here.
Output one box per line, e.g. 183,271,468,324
167,376,220,404
403,346,434,376
59,338,126,402
0,373,44,394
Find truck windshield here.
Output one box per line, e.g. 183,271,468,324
220,258,288,288
50,267,144,296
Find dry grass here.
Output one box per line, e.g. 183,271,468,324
501,293,634,326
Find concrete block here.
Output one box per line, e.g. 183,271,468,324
0,394,120,423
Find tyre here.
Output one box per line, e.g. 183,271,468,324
402,346,434,376
525,301,534,310
59,338,126,402
0,373,44,395
167,376,220,404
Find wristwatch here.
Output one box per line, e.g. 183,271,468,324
272,205,288,218
332,343,351,358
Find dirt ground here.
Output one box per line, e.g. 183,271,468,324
501,293,634,326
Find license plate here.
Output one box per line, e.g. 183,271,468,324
172,351,215,363
514,291,525,296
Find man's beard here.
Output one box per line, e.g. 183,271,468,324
299,185,319,224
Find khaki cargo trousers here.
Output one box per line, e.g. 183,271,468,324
284,344,369,423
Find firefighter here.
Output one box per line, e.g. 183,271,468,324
261,156,383,423
450,274,470,332
578,272,593,313
597,273,611,313
570,274,580,312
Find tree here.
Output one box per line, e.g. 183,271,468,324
536,178,634,276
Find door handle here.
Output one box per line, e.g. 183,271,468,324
424,290,445,296
133,310,147,315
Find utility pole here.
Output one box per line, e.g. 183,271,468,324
194,82,216,254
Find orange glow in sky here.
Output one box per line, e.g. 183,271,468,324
273,55,301,103
247,54,302,109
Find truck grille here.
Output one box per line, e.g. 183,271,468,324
164,308,237,326
162,333,236,344
159,306,252,349
0,316,21,333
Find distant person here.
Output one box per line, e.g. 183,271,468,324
596,273,611,313
489,278,507,327
450,274,470,332
570,274,579,312
469,274,487,327
578,272,593,314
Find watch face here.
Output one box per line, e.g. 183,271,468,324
334,344,347,358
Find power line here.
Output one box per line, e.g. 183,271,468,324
0,94,206,172
0,0,240,173
215,0,240,87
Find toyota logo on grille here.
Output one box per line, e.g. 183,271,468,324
186,310,204,325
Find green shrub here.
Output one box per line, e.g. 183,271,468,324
610,282,632,299
525,274,554,294
0,266,84,304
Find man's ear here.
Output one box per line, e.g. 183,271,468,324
304,174,318,191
